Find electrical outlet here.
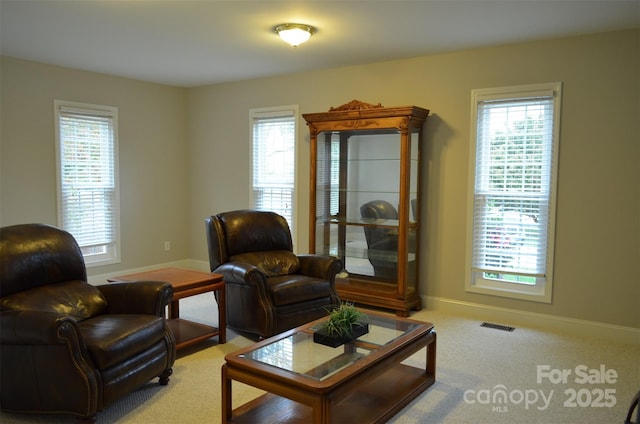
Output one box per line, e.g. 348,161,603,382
164,241,171,251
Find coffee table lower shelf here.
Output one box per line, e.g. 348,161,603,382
227,363,434,424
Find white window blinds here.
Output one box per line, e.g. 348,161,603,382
472,96,553,275
250,107,296,233
468,83,561,302
55,101,120,265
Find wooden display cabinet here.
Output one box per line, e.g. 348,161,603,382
303,100,429,316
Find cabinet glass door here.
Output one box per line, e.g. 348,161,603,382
314,129,403,283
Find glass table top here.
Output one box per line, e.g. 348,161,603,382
239,314,425,381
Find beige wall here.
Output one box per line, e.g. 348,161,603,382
187,29,639,328
2,29,638,328
0,57,190,274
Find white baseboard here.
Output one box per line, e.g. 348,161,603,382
424,296,640,347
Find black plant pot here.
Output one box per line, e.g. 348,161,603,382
313,323,369,348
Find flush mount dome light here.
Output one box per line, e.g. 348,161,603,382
273,23,316,47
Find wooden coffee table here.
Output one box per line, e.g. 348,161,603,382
108,267,225,350
222,310,436,423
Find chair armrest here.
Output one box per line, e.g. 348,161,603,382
297,255,343,281
0,309,81,344
214,262,266,288
96,281,173,316
0,309,100,417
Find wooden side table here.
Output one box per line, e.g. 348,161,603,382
108,267,226,350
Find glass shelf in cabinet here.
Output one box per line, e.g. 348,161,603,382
316,217,401,228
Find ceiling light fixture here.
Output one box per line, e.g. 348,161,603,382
273,23,316,47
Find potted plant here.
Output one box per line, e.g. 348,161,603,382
313,302,369,347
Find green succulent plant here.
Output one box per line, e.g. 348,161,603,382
320,302,368,338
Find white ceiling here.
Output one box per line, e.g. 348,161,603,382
1,0,638,88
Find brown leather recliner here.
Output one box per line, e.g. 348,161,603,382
360,200,401,279
360,199,417,282
0,224,176,423
205,210,342,339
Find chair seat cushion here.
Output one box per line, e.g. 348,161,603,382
79,314,166,370
231,250,300,277
267,274,332,306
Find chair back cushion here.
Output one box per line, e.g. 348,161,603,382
1,280,108,319
230,250,300,276
206,210,293,270
360,200,398,220
1,224,87,297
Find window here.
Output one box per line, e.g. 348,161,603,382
466,83,561,303
250,106,297,237
55,100,120,267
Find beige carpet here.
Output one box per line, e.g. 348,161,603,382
1,294,638,424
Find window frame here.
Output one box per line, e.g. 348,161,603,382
249,105,298,242
54,100,121,267
465,82,562,303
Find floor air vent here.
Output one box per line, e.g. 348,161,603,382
481,322,515,332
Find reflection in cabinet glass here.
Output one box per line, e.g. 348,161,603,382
304,100,429,316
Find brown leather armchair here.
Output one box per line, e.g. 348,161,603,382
205,210,342,339
360,200,417,280
360,200,401,279
0,224,176,423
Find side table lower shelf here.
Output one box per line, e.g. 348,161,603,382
167,318,222,351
